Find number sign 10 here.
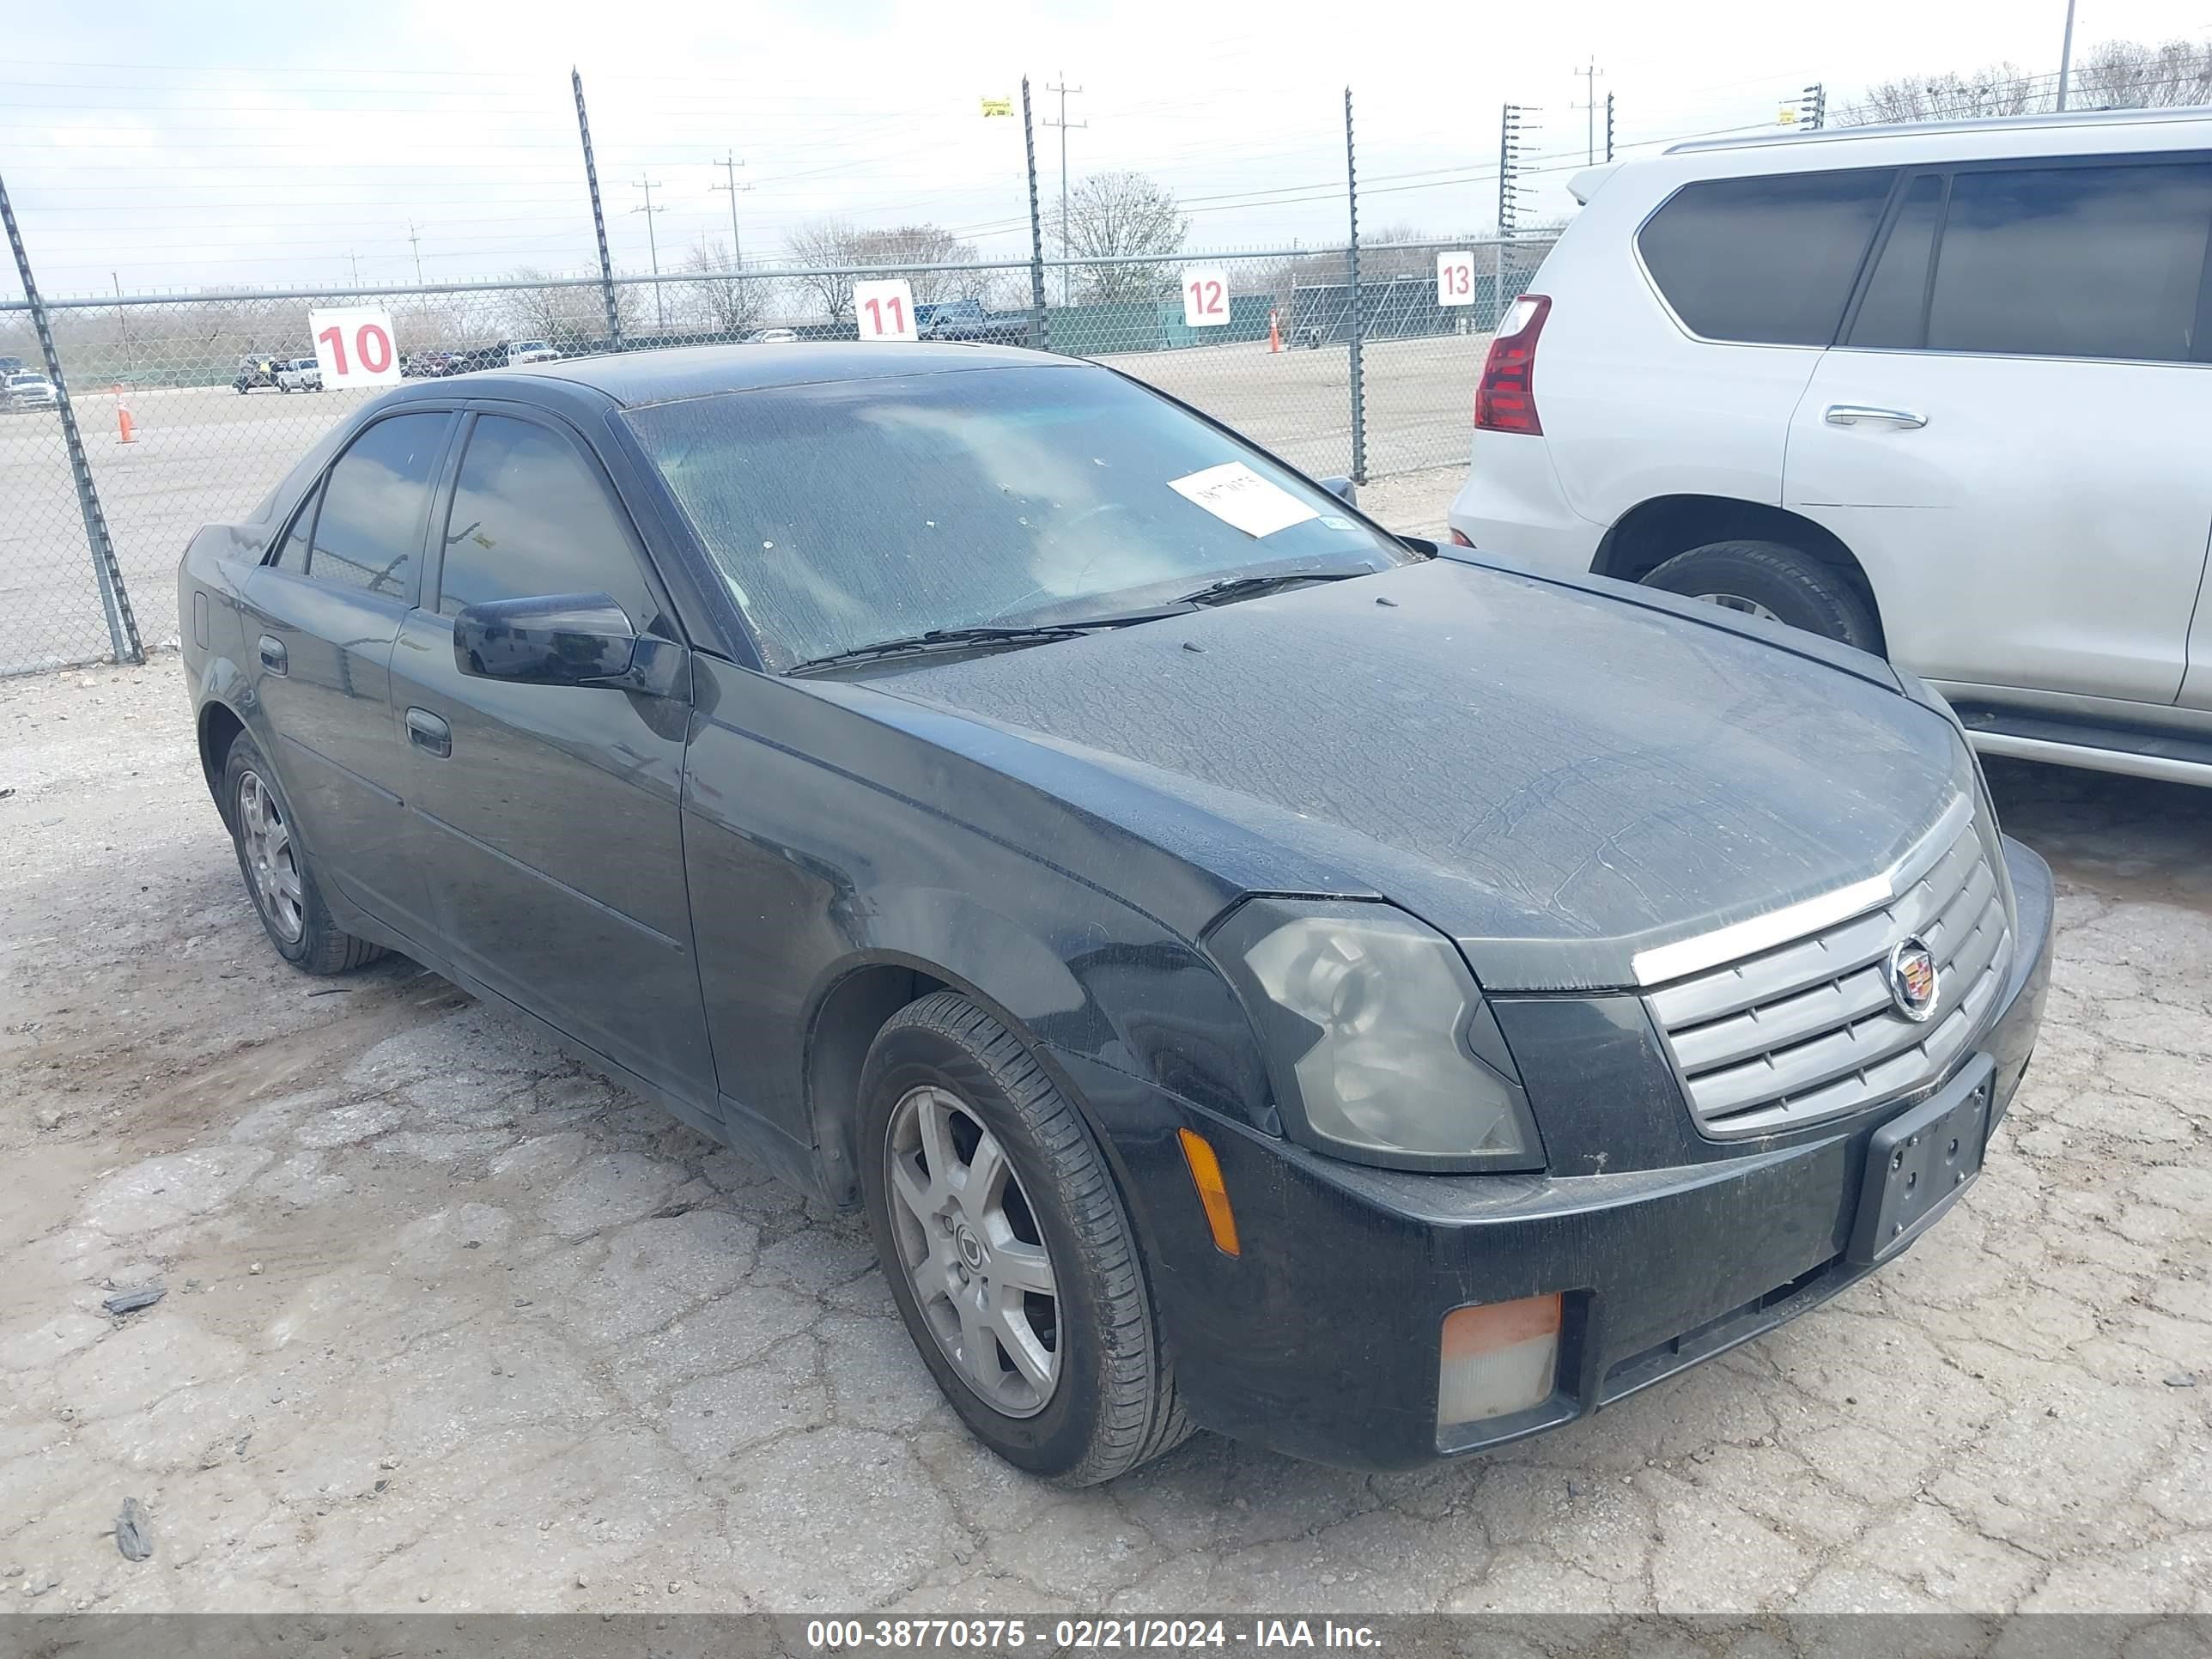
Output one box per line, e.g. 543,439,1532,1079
307,307,403,386
854,278,919,343
1182,267,1231,328
1436,251,1477,307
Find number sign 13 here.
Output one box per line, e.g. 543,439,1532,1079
308,307,403,386
854,279,919,343
1436,251,1476,307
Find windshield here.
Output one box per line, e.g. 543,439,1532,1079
624,363,1415,670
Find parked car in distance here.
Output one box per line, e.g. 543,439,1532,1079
506,340,560,367
275,358,324,392
1449,106,2212,790
743,328,800,344
3,370,58,411
0,355,26,377
233,356,284,394
179,342,2051,1482
402,350,456,379
916,298,1032,346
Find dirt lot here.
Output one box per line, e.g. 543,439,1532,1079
3,608,2209,1613
0,335,1484,676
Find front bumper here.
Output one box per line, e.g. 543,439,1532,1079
1062,837,2055,1472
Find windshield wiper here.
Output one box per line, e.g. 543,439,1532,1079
786,623,1107,676
1175,568,1373,608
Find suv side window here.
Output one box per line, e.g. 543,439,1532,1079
436,414,656,624
307,412,447,600
1924,160,2212,362
1846,174,1943,349
1638,167,1893,345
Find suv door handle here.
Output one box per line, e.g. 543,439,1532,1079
405,708,453,759
257,634,288,675
1825,404,1927,429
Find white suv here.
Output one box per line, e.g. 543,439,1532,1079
1448,108,2212,788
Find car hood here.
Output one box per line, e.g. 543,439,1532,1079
860,558,1966,990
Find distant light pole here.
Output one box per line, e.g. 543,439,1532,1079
2055,0,2078,110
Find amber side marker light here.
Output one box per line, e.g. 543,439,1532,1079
1176,1127,1241,1257
1438,1292,1562,1428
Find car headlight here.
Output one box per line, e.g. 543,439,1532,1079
1206,898,1544,1172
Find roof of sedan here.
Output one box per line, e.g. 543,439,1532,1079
470,340,1069,408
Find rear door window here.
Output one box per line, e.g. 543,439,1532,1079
1846,174,1944,349
1638,167,1894,345
1923,160,2212,362
307,413,449,602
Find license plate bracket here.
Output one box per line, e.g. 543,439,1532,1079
1847,1055,1995,1267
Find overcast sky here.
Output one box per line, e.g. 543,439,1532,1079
3,0,2207,300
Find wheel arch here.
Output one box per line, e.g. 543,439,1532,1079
1593,495,1885,651
196,696,249,828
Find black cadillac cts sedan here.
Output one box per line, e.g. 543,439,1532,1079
179,343,2052,1482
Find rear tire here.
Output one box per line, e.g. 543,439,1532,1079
1642,538,1881,652
220,732,385,975
859,992,1191,1486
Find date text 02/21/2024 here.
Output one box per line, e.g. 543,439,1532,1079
804,1620,1384,1650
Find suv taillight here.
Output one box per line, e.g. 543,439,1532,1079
1474,294,1550,435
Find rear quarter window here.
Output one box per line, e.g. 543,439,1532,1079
1637,167,1894,345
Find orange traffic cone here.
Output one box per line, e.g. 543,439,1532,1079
116,394,137,444
1268,309,1282,353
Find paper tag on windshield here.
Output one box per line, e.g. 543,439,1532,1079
1166,462,1319,539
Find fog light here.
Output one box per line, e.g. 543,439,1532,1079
1437,1293,1561,1427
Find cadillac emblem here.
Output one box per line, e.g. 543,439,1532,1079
1884,937,1941,1024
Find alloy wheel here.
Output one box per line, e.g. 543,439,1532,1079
1692,592,1781,621
884,1085,1061,1418
236,769,305,943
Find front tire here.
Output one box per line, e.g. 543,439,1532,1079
1641,538,1881,652
221,732,384,975
859,992,1189,1485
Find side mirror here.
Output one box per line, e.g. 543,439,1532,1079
453,592,643,689
1317,475,1358,507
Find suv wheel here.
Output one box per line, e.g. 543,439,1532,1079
221,732,386,975
1641,539,1881,652
859,991,1191,1485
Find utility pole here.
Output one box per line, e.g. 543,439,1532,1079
572,67,623,348
1043,71,1085,307
1571,57,1604,165
712,152,749,268
631,178,666,331
2055,0,2078,110
1020,76,1049,350
349,251,362,288
1604,90,1615,162
407,221,424,284
1800,82,1827,130
114,270,135,380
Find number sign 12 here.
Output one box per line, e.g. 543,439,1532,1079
854,278,919,343
1436,251,1476,307
307,307,403,386
1182,267,1231,328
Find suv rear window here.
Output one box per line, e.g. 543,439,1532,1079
1638,168,1893,345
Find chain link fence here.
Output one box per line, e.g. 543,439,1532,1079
0,235,1548,677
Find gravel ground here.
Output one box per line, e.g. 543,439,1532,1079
3,635,2209,1615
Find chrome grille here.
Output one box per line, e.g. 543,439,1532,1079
1644,799,2013,1139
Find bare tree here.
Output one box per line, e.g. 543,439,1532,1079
501,266,636,347
2073,36,2212,109
783,220,982,324
683,237,770,337
1048,172,1188,304
1842,62,2045,125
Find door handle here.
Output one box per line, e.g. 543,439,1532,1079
257,634,288,676
405,708,453,759
1824,404,1928,429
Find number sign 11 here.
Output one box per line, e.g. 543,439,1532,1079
1436,251,1476,307
1182,267,1231,328
854,278,919,343
307,307,403,386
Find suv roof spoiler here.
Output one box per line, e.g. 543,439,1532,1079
1566,164,1620,205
